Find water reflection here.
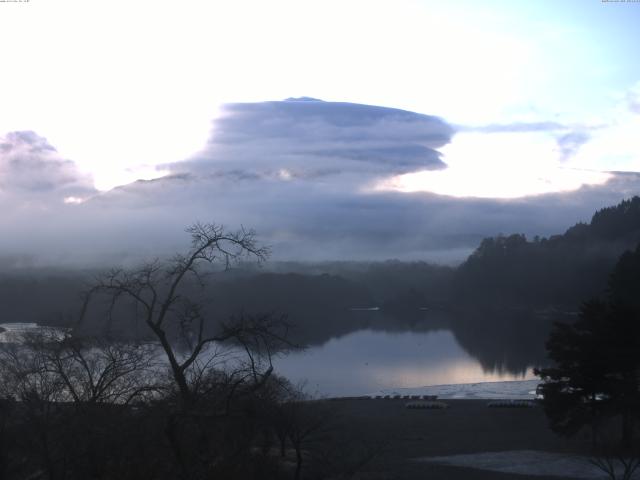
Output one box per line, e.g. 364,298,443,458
0,322,67,343
2,317,545,397
274,329,535,397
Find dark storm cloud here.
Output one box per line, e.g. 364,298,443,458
0,131,95,197
169,98,453,177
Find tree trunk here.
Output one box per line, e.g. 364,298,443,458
165,414,189,480
149,323,192,409
294,444,302,480
622,410,634,449
280,435,286,458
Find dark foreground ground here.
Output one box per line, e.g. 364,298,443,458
311,398,592,480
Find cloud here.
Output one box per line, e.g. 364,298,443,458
457,121,598,163
90,159,640,264
79,98,640,263
0,131,96,200
626,82,640,114
459,121,567,134
556,131,591,161
1,100,640,267
169,98,453,178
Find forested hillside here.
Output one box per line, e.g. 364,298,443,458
454,196,640,308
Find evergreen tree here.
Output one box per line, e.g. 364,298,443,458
536,244,640,447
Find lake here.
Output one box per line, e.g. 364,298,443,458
274,329,537,397
1,316,545,398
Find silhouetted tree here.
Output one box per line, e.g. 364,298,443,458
78,223,298,479
80,223,292,410
0,330,163,480
536,244,640,449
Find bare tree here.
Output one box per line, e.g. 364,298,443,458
590,454,640,480
1,330,158,405
284,398,331,480
41,334,159,405
0,330,163,480
0,224,303,479
80,222,292,410
589,428,640,480
0,333,66,404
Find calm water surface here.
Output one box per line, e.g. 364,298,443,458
1,322,538,397
274,329,535,397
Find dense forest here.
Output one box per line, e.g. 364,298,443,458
453,196,640,308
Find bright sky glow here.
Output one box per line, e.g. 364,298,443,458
1,0,639,197
377,131,613,198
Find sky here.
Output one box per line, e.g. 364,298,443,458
1,0,639,265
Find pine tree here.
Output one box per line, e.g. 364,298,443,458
536,244,640,448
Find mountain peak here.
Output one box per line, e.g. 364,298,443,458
283,96,324,102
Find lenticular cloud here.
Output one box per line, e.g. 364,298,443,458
168,98,454,179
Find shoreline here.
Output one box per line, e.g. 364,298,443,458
318,378,542,401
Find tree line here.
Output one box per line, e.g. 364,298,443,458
454,196,640,308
